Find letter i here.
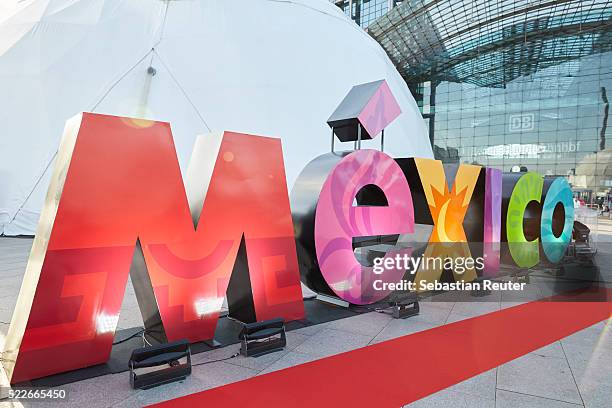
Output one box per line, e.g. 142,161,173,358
483,168,501,276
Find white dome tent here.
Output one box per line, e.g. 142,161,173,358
0,0,431,236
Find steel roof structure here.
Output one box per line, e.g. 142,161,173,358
368,0,612,88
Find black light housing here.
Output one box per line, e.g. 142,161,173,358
387,292,419,319
128,339,191,389
239,318,286,357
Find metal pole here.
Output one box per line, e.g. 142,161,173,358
381,128,385,152
331,127,335,153
357,123,362,150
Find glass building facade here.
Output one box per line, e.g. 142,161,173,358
334,0,398,29
361,0,611,205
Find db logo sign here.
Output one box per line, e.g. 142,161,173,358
509,113,535,132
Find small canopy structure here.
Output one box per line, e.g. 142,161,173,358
0,0,431,236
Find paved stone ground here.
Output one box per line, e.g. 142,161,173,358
0,222,610,408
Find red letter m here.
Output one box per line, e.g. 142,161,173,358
4,113,304,382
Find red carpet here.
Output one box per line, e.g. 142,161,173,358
149,290,612,408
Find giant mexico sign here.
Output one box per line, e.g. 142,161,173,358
3,80,574,382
